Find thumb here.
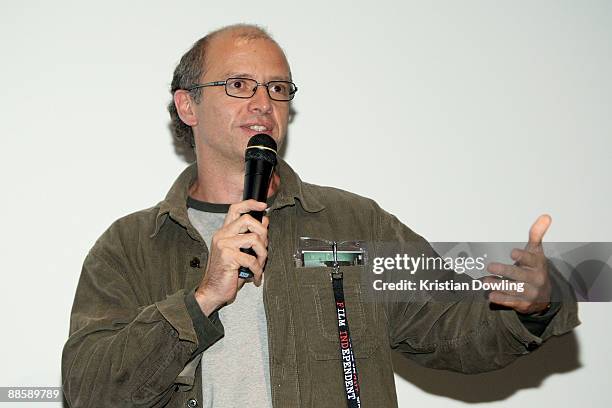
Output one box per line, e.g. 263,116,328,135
527,214,552,251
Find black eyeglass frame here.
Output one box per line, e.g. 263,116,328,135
186,77,298,101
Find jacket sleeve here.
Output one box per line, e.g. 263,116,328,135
377,207,580,374
61,230,224,407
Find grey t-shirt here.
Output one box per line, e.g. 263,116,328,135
187,197,272,408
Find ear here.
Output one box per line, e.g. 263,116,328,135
173,90,198,127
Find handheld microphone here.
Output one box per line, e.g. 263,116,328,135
238,133,278,279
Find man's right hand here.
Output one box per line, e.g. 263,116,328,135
194,199,269,316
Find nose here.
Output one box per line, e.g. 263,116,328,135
247,84,272,114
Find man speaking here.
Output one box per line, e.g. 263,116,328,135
61,24,579,407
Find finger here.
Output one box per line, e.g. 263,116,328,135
234,249,264,278
243,236,268,264
253,274,264,287
241,215,269,244
488,291,531,313
238,238,267,286
510,248,541,268
250,262,265,287
481,276,534,298
486,262,529,282
224,213,269,238
526,214,552,252
224,200,268,226
226,233,268,259
262,216,270,247
251,268,264,287
237,278,248,291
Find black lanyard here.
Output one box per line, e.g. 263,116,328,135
331,242,361,408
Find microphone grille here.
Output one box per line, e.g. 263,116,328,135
245,134,278,165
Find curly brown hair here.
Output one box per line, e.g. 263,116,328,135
167,24,278,149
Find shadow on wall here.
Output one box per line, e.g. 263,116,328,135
392,331,581,403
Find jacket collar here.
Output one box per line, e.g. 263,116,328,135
152,158,325,238
269,158,326,213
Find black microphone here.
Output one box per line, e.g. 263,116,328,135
238,134,278,279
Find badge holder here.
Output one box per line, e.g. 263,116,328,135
295,237,362,407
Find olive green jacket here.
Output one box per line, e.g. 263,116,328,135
62,159,579,407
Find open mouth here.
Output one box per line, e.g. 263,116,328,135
245,125,270,132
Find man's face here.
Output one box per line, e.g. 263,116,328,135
191,34,291,165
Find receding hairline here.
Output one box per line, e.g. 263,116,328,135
200,24,291,79
207,24,276,43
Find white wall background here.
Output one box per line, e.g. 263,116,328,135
1,0,610,406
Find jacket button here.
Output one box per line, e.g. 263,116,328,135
186,398,198,407
190,257,201,268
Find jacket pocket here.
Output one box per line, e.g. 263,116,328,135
295,265,379,360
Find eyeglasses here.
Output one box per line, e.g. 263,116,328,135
186,77,298,101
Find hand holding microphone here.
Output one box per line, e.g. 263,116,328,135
194,134,277,315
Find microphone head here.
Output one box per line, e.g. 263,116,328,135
245,134,278,166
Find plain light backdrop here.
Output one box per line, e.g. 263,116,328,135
0,0,610,407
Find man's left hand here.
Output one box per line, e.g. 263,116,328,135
484,214,553,314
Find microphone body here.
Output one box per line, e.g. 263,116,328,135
238,134,277,279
